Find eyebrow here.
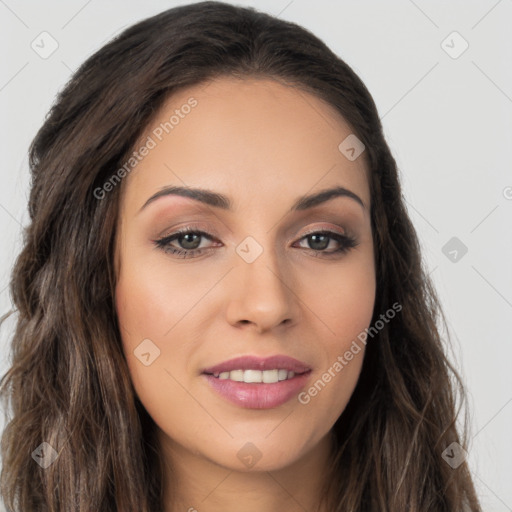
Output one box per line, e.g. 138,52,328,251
139,184,366,213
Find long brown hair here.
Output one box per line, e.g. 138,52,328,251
0,2,481,510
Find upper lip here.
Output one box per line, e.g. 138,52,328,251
202,355,312,375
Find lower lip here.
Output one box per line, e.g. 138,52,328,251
203,372,311,409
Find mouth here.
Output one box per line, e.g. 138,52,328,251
205,367,310,383
201,355,312,409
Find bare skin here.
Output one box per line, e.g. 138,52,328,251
114,76,376,512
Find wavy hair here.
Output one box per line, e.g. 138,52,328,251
0,2,481,510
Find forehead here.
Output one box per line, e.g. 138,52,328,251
122,76,370,214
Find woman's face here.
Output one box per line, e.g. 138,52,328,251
114,76,376,473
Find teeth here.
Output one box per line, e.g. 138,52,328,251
278,369,288,381
244,369,263,383
262,369,278,383
230,370,244,382
216,369,299,383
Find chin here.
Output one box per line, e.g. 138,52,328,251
197,434,317,473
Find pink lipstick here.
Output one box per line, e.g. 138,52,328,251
202,355,312,409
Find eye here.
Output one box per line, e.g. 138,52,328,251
153,228,358,259
153,228,218,259
294,230,358,256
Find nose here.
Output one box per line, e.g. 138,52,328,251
225,246,300,333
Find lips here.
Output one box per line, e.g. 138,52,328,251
202,355,311,375
201,355,312,409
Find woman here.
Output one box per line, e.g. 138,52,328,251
0,2,482,511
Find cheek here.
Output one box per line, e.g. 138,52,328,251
331,272,376,342
298,254,375,412
302,250,376,345
115,254,203,345
115,265,200,436
114,258,187,391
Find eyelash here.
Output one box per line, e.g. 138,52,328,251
153,227,359,259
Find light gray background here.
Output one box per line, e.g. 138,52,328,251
0,1,511,510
